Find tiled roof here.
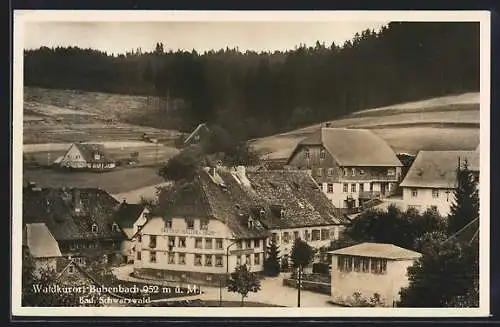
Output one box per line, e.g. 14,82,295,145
23,187,126,242
289,128,402,167
74,143,115,164
400,151,479,189
26,223,62,258
113,202,145,229
329,242,422,260
161,167,348,238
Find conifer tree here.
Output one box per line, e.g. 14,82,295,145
264,235,281,276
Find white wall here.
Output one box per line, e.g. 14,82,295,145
60,144,87,168
402,187,454,216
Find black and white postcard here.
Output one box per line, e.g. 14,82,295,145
11,10,491,317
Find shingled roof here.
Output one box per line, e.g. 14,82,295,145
330,242,422,260
23,186,125,242
73,143,115,164
113,201,146,229
400,150,479,189
160,166,348,239
288,128,402,167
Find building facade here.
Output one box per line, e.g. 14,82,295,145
113,201,150,263
286,127,402,212
59,143,116,171
330,242,421,307
398,150,479,216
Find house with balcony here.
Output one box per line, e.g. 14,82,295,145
286,127,403,213
398,150,479,216
132,166,347,286
329,242,421,307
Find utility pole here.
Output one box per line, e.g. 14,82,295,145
220,240,238,307
297,266,302,308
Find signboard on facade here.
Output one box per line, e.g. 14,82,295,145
163,228,219,237
229,248,255,255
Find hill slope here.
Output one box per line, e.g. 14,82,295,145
250,92,480,160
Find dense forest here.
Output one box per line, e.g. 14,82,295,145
24,22,480,140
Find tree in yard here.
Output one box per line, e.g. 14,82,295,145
157,148,203,182
398,231,478,307
227,264,261,306
223,142,260,167
447,159,479,235
263,236,281,276
290,238,314,307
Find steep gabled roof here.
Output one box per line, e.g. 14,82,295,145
329,242,422,260
23,187,125,242
400,150,479,189
288,128,402,167
113,202,146,229
73,143,115,164
184,123,210,144
25,223,62,258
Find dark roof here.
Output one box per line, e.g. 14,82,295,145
288,128,402,167
400,151,479,188
184,123,210,144
113,202,146,229
161,167,347,238
329,242,422,260
73,143,115,164
23,187,125,242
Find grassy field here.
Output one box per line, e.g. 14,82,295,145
23,167,165,194
250,92,481,159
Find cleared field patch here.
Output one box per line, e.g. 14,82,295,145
23,167,165,194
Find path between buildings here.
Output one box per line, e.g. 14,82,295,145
112,265,339,308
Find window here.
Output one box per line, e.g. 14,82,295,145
68,266,74,274
195,238,203,249
91,224,98,233
150,251,156,263
371,258,387,274
351,168,356,176
430,205,438,211
311,230,320,241
344,256,353,272
165,219,172,228
186,219,194,229
343,168,348,176
254,239,261,248
327,183,334,193
137,234,142,243
432,189,440,198
178,253,186,265
246,254,251,265
112,223,119,232
237,241,242,249
149,235,157,248
216,239,223,249
304,149,310,159
321,229,329,240
359,169,365,175
317,168,323,176
359,183,364,192
353,257,362,272
320,149,326,159
200,219,209,230
328,168,334,176
254,253,260,265
136,251,141,261
246,240,252,249
178,237,186,248
388,168,395,176
205,255,213,266
294,231,300,240
351,184,356,192
168,253,175,264
283,232,290,243
215,255,223,267
205,238,213,249
194,254,202,266
78,257,86,265
305,231,311,241
411,189,418,197
236,256,242,266
168,237,175,248
343,183,348,192
362,257,370,273
271,233,278,242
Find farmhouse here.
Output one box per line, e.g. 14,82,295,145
113,200,150,263
23,183,128,272
286,127,403,213
398,150,479,216
132,166,346,286
329,242,421,307
59,143,116,171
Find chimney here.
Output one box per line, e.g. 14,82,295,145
72,188,81,213
122,199,127,205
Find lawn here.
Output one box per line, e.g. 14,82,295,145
23,166,165,194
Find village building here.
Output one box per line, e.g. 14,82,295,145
23,183,128,273
286,127,403,213
133,166,347,286
183,123,211,146
329,242,422,307
59,143,116,171
113,200,150,263
397,150,479,216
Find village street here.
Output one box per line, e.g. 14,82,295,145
112,265,339,307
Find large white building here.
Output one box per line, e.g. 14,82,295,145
286,127,403,212
330,242,421,307
398,150,479,216
132,166,348,286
